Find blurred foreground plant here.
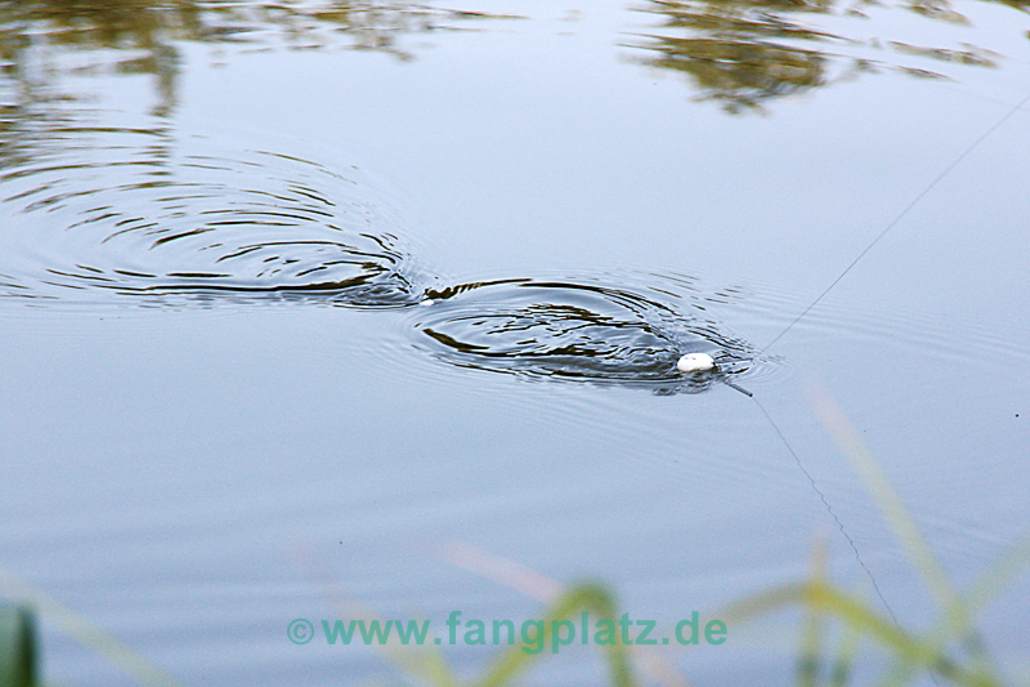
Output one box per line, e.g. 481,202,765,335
383,386,1028,687
2,387,1025,686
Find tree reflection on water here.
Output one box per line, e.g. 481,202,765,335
627,0,1023,112
0,1,517,119
0,0,1026,126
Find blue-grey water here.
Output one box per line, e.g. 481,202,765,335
1,1,1028,685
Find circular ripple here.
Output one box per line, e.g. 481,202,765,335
410,276,758,394
0,123,425,308
0,116,773,396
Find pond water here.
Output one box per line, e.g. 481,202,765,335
1,1,1028,685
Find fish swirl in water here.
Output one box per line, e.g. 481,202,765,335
0,119,761,392
413,277,755,393
0,124,425,308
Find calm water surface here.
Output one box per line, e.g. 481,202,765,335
1,1,1028,685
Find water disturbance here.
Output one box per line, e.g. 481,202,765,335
414,276,756,392
0,122,426,309
3,3,1029,684
0,116,764,392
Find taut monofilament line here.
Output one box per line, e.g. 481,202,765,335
715,93,1030,684
758,90,1030,356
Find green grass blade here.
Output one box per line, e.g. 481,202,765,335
828,622,859,687
808,385,956,609
0,565,181,687
798,541,829,687
473,583,636,687
725,580,994,687
0,605,38,687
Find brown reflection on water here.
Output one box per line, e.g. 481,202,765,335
627,0,1023,113
0,1,519,118
1,0,1026,126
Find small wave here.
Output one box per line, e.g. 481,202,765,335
0,117,771,395
411,275,761,394
0,123,425,308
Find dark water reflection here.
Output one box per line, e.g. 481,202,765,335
0,2,772,392
1,0,1023,391
0,0,1023,388
415,276,756,393
2,0,1026,121
0,1,520,116
628,0,1024,112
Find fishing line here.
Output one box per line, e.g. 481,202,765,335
721,377,753,397
710,92,1030,677
705,362,900,625
759,90,1030,355
752,394,901,627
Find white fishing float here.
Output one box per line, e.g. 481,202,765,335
677,352,716,373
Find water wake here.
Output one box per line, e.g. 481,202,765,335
0,118,762,392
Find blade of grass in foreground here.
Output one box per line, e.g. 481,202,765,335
807,384,957,611
829,620,860,687
0,564,182,687
302,557,459,687
0,605,36,687
723,581,995,687
798,540,829,687
472,582,636,687
444,542,688,687
806,384,1012,684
